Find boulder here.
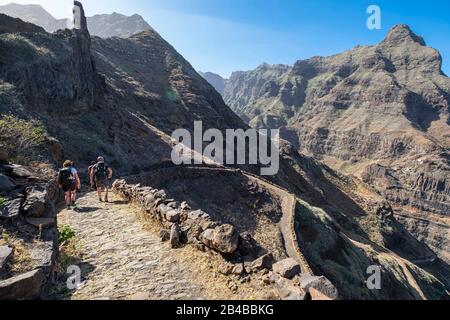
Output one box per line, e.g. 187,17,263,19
218,263,234,275
154,190,167,200
0,174,15,192
0,268,45,300
188,209,210,220
165,210,180,223
30,241,55,271
0,246,13,273
232,263,245,276
238,232,260,258
270,272,307,300
272,258,301,279
143,194,156,208
157,204,170,215
166,201,179,209
0,198,22,219
250,253,274,272
185,223,203,243
180,201,191,211
160,230,170,242
23,184,51,217
299,275,339,300
112,179,126,189
200,224,239,254
170,223,181,248
3,164,33,179
309,287,333,301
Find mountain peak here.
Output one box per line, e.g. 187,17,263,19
383,24,426,46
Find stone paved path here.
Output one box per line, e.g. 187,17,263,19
58,191,206,300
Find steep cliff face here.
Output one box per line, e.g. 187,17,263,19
1,12,449,299
223,25,450,264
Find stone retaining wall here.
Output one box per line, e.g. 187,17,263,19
112,170,339,300
0,164,60,300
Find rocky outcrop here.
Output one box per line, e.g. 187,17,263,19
0,268,45,300
0,163,60,300
0,9,99,117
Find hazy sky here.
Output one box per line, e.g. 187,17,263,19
1,0,449,78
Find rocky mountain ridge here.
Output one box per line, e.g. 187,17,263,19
0,3,153,38
221,25,450,266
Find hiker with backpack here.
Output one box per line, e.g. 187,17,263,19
58,160,81,209
90,156,113,202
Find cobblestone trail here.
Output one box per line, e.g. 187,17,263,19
58,191,206,300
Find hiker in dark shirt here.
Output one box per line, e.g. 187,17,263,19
90,156,113,202
58,160,81,209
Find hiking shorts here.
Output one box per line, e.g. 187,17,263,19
62,183,77,193
95,177,108,190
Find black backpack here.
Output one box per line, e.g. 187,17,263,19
94,163,108,180
59,168,74,187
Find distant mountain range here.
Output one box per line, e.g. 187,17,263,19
198,71,226,95
0,2,153,38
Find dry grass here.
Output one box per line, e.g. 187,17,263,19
1,231,34,276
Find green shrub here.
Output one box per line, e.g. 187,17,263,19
58,225,76,245
166,88,181,103
0,197,6,208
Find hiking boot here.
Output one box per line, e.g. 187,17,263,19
67,204,71,210
104,196,109,203
99,197,103,202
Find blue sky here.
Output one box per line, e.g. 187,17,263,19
2,0,450,77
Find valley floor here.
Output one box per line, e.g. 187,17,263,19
51,191,276,300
